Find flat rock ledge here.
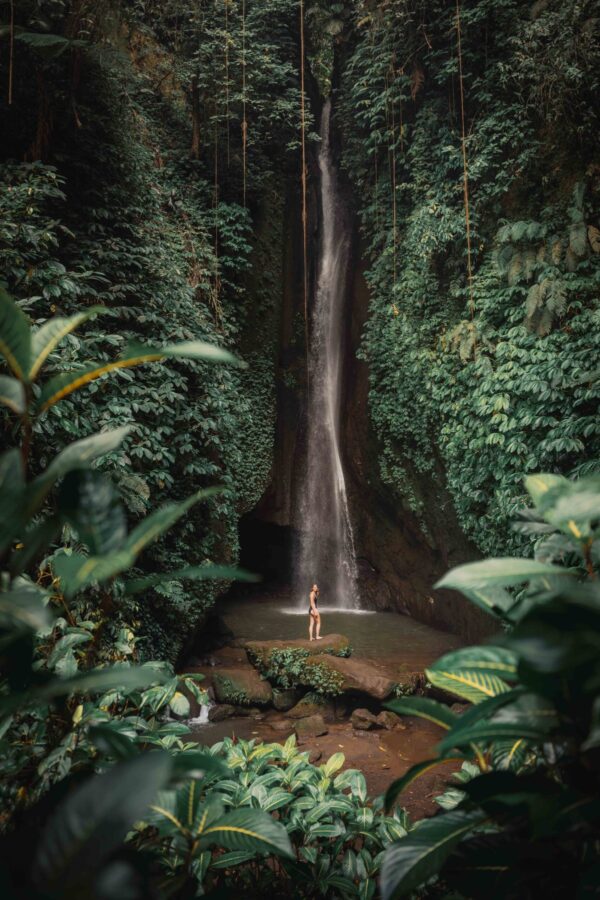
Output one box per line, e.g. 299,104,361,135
246,634,350,667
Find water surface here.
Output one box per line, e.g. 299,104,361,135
218,593,461,668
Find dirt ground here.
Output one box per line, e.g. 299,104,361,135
190,709,459,820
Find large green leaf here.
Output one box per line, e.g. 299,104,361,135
15,31,81,59
426,665,511,704
0,587,52,632
385,697,458,730
168,690,190,717
28,427,131,516
435,558,572,592
125,339,241,366
0,288,31,379
59,469,127,555
380,810,486,899
0,449,26,551
29,307,105,379
37,340,239,412
0,374,26,414
438,721,552,754
429,646,518,681
1,664,170,718
123,563,258,595
169,751,228,780
525,473,569,510
54,487,220,594
385,758,463,811
33,752,172,891
458,584,516,618
198,807,294,858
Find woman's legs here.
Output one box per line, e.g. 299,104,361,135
308,613,315,640
315,613,322,640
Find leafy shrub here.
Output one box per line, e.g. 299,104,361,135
381,471,600,898
338,0,600,555
254,647,346,697
137,733,407,898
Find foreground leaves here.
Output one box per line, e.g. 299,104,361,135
380,810,486,899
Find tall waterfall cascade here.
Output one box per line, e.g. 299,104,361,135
295,99,360,610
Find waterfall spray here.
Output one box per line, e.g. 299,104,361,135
295,99,360,610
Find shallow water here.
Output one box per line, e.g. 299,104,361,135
217,593,461,667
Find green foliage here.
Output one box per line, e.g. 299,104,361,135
251,646,348,696
338,0,600,555
381,471,600,898
134,733,407,897
0,0,296,659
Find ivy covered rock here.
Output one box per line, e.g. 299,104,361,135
211,667,273,707
272,688,302,711
287,695,329,719
305,656,396,701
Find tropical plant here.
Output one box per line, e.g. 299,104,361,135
134,733,407,898
380,471,600,898
0,290,283,896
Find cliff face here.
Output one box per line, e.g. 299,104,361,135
245,136,494,643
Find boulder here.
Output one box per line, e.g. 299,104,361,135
211,667,273,706
287,695,328,719
294,714,328,739
246,634,350,668
351,708,378,730
308,748,322,764
234,706,263,718
376,710,404,731
304,655,395,700
208,703,237,723
269,718,293,732
273,688,302,711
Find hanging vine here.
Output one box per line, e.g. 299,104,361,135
224,0,230,166
241,0,247,205
299,0,309,388
455,0,476,332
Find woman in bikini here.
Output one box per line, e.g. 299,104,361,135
308,583,322,641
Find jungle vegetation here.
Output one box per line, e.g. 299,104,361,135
0,0,599,898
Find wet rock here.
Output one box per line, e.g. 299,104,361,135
233,706,263,718
212,667,273,706
273,688,302,711
245,634,351,668
334,698,352,720
210,646,248,666
269,718,293,732
308,748,323,764
376,710,404,731
295,714,328,739
304,655,395,700
287,694,334,719
287,696,327,719
208,703,237,722
351,708,378,730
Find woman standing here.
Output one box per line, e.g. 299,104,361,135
308,583,322,641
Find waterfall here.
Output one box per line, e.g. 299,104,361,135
295,99,360,610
